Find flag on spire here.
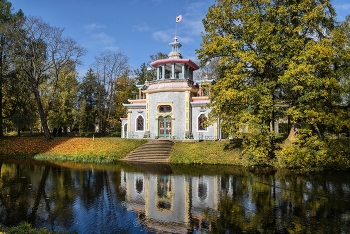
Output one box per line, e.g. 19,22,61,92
176,15,182,23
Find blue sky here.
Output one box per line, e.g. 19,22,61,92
9,0,350,79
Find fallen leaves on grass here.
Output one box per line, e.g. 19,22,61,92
0,137,146,160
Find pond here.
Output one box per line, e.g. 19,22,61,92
0,159,350,233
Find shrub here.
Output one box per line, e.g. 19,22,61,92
278,130,350,171
242,132,275,166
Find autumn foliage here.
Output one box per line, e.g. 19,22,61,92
0,137,146,163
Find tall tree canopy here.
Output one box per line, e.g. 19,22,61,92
13,16,86,140
340,15,350,107
197,0,350,163
77,69,99,132
93,50,130,134
0,0,23,137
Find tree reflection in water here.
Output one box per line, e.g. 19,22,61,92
0,161,350,233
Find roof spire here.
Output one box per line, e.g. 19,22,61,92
168,36,182,59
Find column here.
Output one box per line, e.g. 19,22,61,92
162,65,165,79
127,110,131,138
146,94,150,132
171,63,175,79
184,91,192,139
182,64,185,79
157,67,160,80
186,66,190,80
143,93,151,138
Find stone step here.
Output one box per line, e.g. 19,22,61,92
131,150,172,154
127,155,171,159
122,140,174,163
132,147,172,151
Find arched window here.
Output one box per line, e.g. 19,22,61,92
136,115,144,131
198,114,207,131
136,178,143,194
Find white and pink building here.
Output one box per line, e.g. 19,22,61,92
121,37,222,140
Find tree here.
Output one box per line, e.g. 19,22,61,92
197,0,350,163
340,15,350,107
13,16,86,140
113,73,138,131
149,52,168,62
194,57,220,81
133,63,153,85
93,50,130,134
134,52,168,85
77,69,99,132
2,70,38,136
48,63,79,134
0,0,23,136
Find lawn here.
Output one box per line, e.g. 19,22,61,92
171,140,245,165
0,136,146,163
0,136,244,165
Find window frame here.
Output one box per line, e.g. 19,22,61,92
197,113,208,132
135,115,145,132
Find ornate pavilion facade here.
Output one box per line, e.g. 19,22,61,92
121,37,221,140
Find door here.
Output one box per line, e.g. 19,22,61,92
158,116,172,138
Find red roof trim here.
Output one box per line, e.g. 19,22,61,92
150,58,199,70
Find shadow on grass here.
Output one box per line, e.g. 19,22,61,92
0,135,73,159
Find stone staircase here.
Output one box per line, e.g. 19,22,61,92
122,139,174,163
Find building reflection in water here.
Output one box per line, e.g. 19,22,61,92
120,170,222,233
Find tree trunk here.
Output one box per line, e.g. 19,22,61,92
0,74,3,137
313,123,322,138
288,122,301,142
0,50,3,137
33,88,51,140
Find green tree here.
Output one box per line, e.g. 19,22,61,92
2,70,38,136
77,69,99,132
149,51,168,62
197,0,350,164
0,0,23,136
134,63,153,85
48,63,79,134
340,15,350,107
112,74,137,132
13,16,85,140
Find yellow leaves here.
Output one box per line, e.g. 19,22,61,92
0,137,146,161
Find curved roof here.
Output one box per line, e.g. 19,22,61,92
150,58,199,70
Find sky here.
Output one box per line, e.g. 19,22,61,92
8,0,350,79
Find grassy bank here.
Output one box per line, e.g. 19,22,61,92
1,135,350,170
0,136,146,164
0,136,245,165
170,141,246,165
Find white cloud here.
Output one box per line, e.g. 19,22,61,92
337,3,350,11
177,36,194,44
152,30,173,43
90,32,115,45
185,2,208,18
181,18,204,36
334,3,350,21
84,23,107,31
135,23,154,32
146,1,210,44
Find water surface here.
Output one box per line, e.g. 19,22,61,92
1,159,350,233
